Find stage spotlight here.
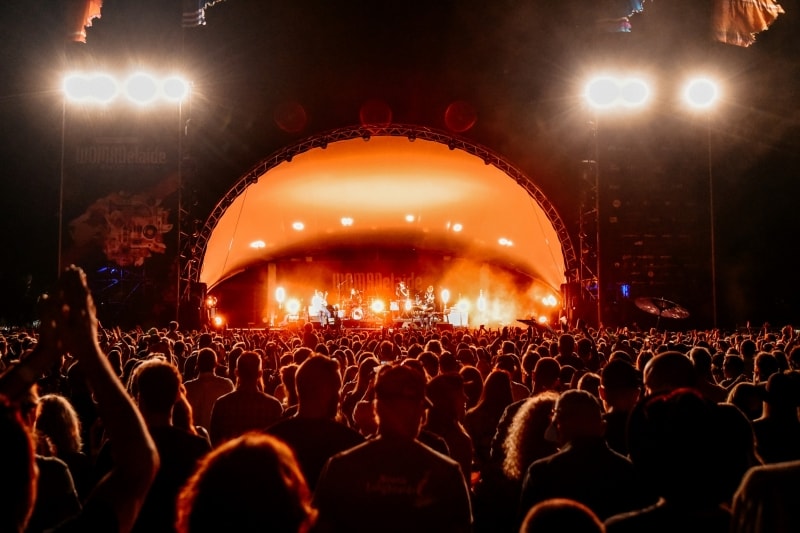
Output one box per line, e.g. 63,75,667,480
286,298,301,315
371,299,385,314
683,77,720,109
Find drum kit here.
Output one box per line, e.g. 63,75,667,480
312,284,440,328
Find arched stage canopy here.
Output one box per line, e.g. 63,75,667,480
190,125,578,326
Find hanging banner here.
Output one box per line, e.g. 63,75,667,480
60,102,181,324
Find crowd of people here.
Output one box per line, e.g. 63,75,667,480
2,265,800,532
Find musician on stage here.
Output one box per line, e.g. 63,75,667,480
312,289,331,321
396,281,409,300
423,285,435,312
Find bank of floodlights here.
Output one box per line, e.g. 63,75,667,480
63,72,190,105
584,75,651,110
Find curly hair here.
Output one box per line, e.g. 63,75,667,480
502,391,559,481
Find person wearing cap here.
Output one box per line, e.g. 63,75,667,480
313,364,472,532
519,389,647,525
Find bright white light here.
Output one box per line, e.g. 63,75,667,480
249,240,266,249
162,76,190,103
124,73,159,105
684,78,720,110
341,217,354,226
286,298,301,314
212,315,225,328
205,296,218,308
538,315,549,324
275,287,286,304
585,76,619,109
371,299,385,313
292,221,304,231
63,72,190,106
452,223,463,232
64,73,118,104
457,298,470,312
441,289,450,305
585,75,651,109
542,294,558,307
405,214,415,222
477,291,487,312
498,238,513,247
619,78,650,108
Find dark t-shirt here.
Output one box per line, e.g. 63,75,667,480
605,501,731,533
314,436,473,532
265,415,364,490
95,425,211,533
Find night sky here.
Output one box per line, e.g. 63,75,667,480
0,0,798,329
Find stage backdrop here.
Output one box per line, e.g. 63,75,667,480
209,250,557,329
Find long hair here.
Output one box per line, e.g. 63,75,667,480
503,391,559,481
176,433,316,533
34,393,83,455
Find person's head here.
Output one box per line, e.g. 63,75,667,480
494,353,521,383
740,339,757,359
546,389,605,446
0,396,37,532
723,354,745,380
503,391,560,481
532,357,561,392
558,333,577,357
599,358,642,411
236,351,264,389
34,393,83,455
627,388,730,505
292,346,313,366
295,355,341,418
577,372,601,399
763,370,800,416
176,433,316,533
196,347,218,374
374,364,428,440
475,369,513,413
426,372,467,423
438,351,461,374
417,350,440,378
754,351,780,384
688,346,714,378
726,381,763,420
459,365,484,409
643,351,695,396
520,498,604,533
134,358,182,417
576,337,594,359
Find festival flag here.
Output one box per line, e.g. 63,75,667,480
712,0,785,47
65,0,103,43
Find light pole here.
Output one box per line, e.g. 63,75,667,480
583,75,650,327
683,77,721,328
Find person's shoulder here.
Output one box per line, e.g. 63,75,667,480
35,453,72,474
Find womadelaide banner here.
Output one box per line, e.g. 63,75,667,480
60,103,181,324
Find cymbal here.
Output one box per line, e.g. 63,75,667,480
634,297,690,319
